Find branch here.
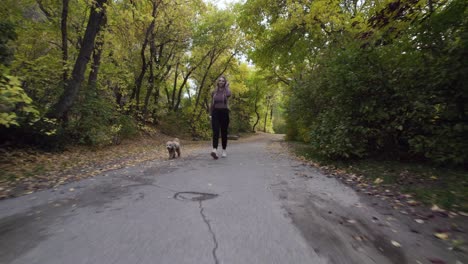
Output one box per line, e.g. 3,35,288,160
36,0,53,20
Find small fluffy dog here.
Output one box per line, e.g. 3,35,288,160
166,138,181,159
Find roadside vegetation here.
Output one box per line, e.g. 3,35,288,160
291,142,467,212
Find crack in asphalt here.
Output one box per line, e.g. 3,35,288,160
199,201,219,264
114,178,222,263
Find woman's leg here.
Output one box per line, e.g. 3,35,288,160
220,110,230,149
211,110,220,149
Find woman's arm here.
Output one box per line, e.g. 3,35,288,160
225,82,232,97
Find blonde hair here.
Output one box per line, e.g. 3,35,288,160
217,76,227,90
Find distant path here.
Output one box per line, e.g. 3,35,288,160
0,133,464,264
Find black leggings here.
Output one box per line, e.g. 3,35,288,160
211,109,230,149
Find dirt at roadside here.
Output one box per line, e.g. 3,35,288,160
0,133,208,199
278,140,468,263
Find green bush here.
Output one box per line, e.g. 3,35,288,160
68,89,137,147
285,0,468,165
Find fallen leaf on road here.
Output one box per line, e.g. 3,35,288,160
434,233,449,240
415,219,425,224
391,240,401,247
431,205,445,212
448,212,458,217
347,219,357,224
353,235,363,241
374,178,383,184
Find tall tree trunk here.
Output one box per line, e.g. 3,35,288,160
61,0,69,83
130,0,159,111
49,0,108,120
170,61,179,109
88,34,104,89
194,50,217,110
143,34,157,120
252,87,260,132
144,58,155,120
131,45,148,110
270,107,273,127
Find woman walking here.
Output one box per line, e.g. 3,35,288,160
210,76,231,159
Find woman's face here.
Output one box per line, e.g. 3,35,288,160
217,77,226,88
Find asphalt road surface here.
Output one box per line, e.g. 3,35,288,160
0,133,465,264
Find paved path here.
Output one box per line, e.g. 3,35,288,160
0,134,464,264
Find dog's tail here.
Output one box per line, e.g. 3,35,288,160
174,138,180,143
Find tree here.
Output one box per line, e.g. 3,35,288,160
50,0,108,120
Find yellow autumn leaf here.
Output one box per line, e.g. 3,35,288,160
374,178,383,184
434,233,449,240
391,240,401,247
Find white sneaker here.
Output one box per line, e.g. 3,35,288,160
221,150,227,158
211,149,218,160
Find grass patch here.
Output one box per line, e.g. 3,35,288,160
291,142,468,212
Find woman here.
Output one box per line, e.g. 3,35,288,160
210,76,231,159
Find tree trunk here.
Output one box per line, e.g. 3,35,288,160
194,50,218,110
152,45,174,114
169,61,179,109
49,0,108,120
130,1,159,110
61,0,69,83
88,33,105,89
144,58,155,120
143,33,157,120
252,87,260,132
270,107,273,126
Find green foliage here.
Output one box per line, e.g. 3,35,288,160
243,0,468,165
159,110,209,139
229,95,251,134
67,89,136,147
0,21,17,65
0,73,39,127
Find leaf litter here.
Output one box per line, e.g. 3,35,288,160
0,133,206,199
